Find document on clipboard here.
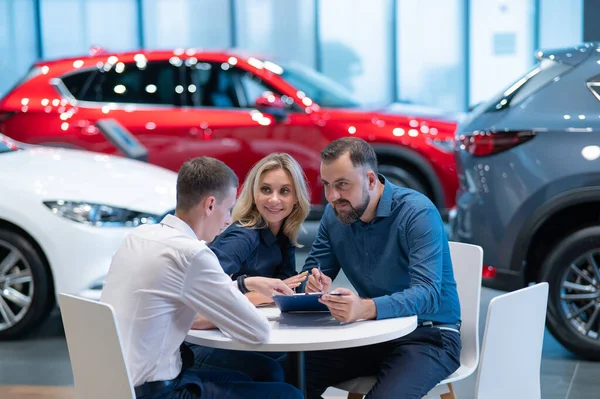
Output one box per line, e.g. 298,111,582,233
272,292,329,313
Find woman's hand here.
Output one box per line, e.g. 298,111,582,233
283,271,309,290
244,276,295,297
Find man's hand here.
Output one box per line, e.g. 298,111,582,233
319,288,377,323
306,267,332,293
283,271,308,289
246,291,274,306
191,315,218,330
244,276,295,297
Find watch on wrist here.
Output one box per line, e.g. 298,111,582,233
237,274,250,294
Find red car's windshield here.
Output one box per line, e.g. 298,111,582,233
277,62,361,108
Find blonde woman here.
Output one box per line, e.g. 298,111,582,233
187,153,311,382
210,152,311,304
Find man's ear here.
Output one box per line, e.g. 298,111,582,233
367,171,377,190
204,195,216,214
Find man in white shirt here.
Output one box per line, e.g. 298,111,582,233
101,157,302,399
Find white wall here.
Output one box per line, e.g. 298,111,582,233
0,0,37,97
0,0,589,109
41,0,138,59
397,0,466,111
235,0,316,69
319,0,394,104
469,0,536,105
540,0,583,50
142,0,231,49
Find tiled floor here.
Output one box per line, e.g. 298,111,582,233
0,226,599,398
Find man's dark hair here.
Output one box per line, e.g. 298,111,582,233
320,137,378,174
176,157,239,212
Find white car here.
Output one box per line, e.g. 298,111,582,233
0,134,176,338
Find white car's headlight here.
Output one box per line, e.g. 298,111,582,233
43,200,161,227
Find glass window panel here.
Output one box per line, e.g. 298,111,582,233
319,0,394,104
85,0,138,51
540,0,583,50
235,0,316,69
0,0,37,97
469,0,536,106
41,0,138,59
142,0,231,49
397,0,466,112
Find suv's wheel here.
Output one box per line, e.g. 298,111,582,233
378,164,427,195
541,226,600,360
0,228,53,339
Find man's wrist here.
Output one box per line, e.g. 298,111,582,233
359,299,377,320
237,275,250,294
243,276,259,292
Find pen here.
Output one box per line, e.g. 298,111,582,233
317,262,323,292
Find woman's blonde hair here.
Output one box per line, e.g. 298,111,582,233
232,153,310,247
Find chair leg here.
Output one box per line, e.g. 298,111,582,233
440,383,457,399
347,393,364,399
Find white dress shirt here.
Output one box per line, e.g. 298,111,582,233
100,214,270,387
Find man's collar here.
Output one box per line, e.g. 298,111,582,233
374,174,393,218
160,214,198,240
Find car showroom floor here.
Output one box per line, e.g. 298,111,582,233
0,223,598,399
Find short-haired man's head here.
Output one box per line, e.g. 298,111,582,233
320,137,378,174
176,157,239,212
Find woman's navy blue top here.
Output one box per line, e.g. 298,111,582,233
210,223,296,280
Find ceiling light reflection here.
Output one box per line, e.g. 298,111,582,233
392,128,404,137
114,85,126,94
582,145,600,161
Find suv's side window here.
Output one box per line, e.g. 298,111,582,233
185,61,284,109
61,71,96,99
70,61,181,105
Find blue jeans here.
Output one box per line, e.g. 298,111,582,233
305,327,461,399
136,369,302,399
185,342,286,382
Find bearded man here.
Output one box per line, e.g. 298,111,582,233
302,137,462,399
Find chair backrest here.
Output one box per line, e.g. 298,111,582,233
475,283,549,399
58,294,135,399
449,241,483,370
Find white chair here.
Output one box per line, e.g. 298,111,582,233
474,282,548,399
58,293,135,399
334,241,484,399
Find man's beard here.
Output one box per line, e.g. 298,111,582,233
332,186,370,225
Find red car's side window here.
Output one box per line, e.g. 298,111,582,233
62,62,182,106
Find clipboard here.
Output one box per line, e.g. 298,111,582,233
272,293,329,313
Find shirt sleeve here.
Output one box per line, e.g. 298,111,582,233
371,206,445,319
301,208,341,285
180,250,270,344
209,226,258,276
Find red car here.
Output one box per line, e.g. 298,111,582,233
0,49,458,215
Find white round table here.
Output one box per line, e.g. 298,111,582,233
186,306,417,394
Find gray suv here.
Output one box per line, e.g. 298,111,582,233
452,43,600,360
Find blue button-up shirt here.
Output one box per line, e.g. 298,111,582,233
302,176,461,324
210,223,296,280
